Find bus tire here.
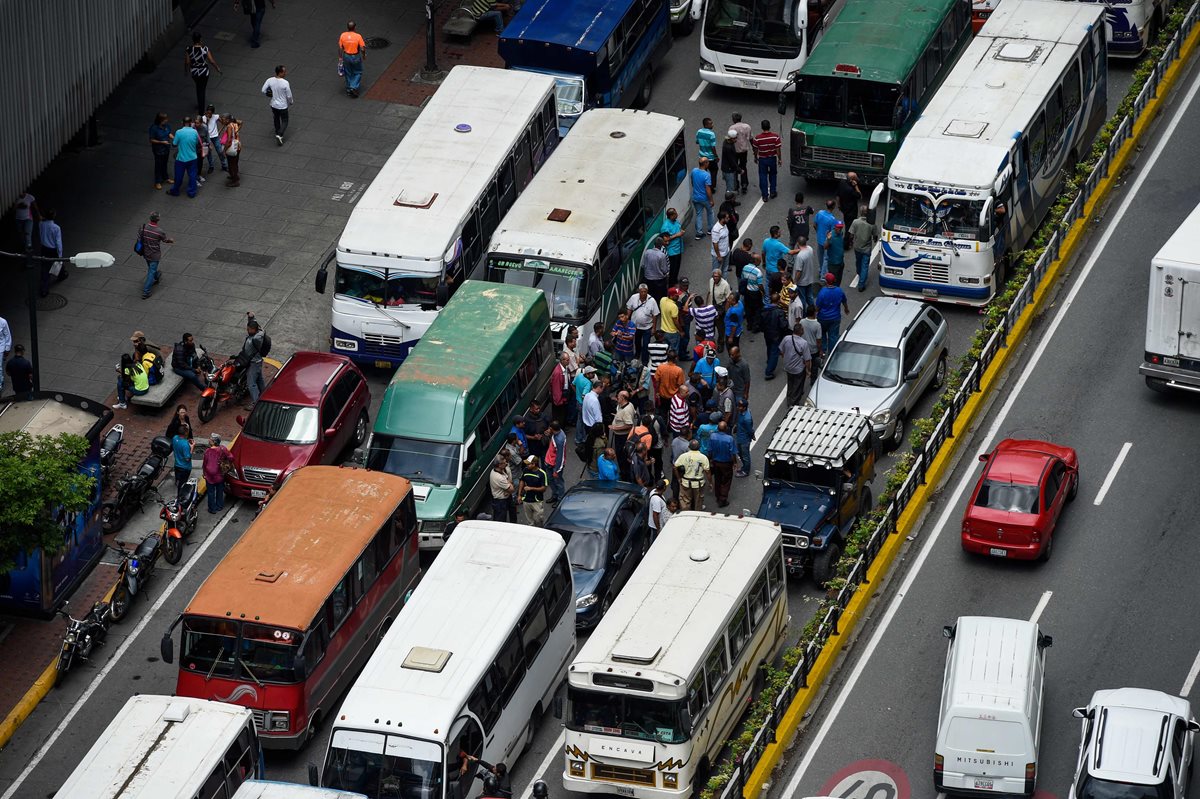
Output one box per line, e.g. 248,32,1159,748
306,711,323,743
637,73,653,108
692,757,711,799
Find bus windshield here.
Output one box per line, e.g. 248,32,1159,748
486,256,588,322
796,76,901,129
323,731,444,799
336,264,445,309
704,0,804,52
567,687,690,744
886,189,985,240
181,617,301,683
368,435,461,487
242,402,320,445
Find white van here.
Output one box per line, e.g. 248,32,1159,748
934,616,1053,796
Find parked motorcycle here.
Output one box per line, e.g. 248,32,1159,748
108,534,163,623
157,481,199,565
99,424,124,487
56,600,112,677
197,357,249,423
101,436,173,533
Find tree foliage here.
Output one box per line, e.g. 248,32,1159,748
0,431,96,573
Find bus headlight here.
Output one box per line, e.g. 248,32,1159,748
265,711,290,731
570,760,586,777
664,773,679,788
576,593,598,609
958,276,981,284
332,338,359,351
700,59,715,72
870,153,886,168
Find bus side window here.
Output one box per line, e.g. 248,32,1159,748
704,639,729,698
304,619,329,670
326,575,353,632
641,161,669,223
518,596,549,661
922,47,939,92
668,133,687,192
687,676,708,723
494,630,526,707
1045,86,1064,151
599,230,620,283
480,184,501,243
1081,37,1094,91
541,555,572,620
541,101,557,148
1028,111,1047,175
515,131,534,190
461,207,483,271
749,569,769,626
225,728,257,787
356,538,379,597
200,766,230,799
1063,60,1082,123
726,604,750,661
498,155,517,214
469,673,502,731
618,202,645,260
767,549,785,598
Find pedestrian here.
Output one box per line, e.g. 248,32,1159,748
673,439,710,511
648,478,670,539
788,284,806,331
202,106,227,175
489,458,516,522
625,284,660,365
813,199,839,272
166,403,193,441
658,290,681,359
522,399,550,460
713,370,734,426
37,209,64,297
816,272,850,352
724,295,744,351
202,433,233,513
801,304,823,368
191,116,211,188
731,112,753,195
262,65,293,145
751,119,782,202
780,266,799,311
761,292,789,379
0,316,9,396
740,253,764,332
167,116,201,198
654,348,685,427
172,423,193,500
339,20,367,98
826,221,847,284
660,207,685,285
734,398,755,477
794,235,818,308
787,192,815,247
545,421,567,503
709,421,736,507
222,116,242,187
641,234,670,300
549,351,571,425
242,316,268,408
597,447,620,481
474,0,516,34
564,335,581,424
718,191,741,244
574,364,595,433
629,442,654,489
138,212,174,300
762,226,800,290
185,32,222,115
674,276,694,352
780,323,813,407
708,269,732,352
726,345,750,405
148,113,173,190
517,455,548,526
696,117,718,184
848,205,880,291
5,344,34,400
721,130,739,195
711,211,731,274
587,322,605,360
836,171,862,233
691,157,714,239
237,0,275,48
13,191,39,252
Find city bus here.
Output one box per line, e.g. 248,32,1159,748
1079,0,1173,56
786,0,973,183
367,282,554,548
321,65,559,368
875,0,1107,305
161,466,420,748
234,781,366,799
972,0,999,32
0,393,107,616
698,0,847,92
562,513,788,799
485,109,691,344
316,522,574,799
56,695,264,799
499,0,671,134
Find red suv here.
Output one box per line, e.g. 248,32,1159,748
226,352,371,500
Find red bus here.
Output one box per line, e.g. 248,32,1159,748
160,465,420,749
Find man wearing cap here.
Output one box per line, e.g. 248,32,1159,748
640,234,671,300
660,207,685,286
696,410,720,456
740,254,764,333
691,344,721,390
709,421,736,507
575,365,597,445
673,439,710,511
825,220,847,283
713,369,734,426
734,398,755,477
517,455,548,527
202,433,233,513
816,272,850,353
625,284,660,365
139,212,174,300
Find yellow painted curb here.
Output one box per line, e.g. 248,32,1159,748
742,21,1200,799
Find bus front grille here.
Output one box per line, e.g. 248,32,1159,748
250,709,266,730
592,764,657,786
913,263,951,284
808,146,874,169
723,64,778,79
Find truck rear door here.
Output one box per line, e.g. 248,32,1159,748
1180,278,1200,361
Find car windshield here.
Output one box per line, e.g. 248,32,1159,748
823,342,900,388
242,402,320,445
975,480,1039,514
335,264,444,309
181,617,301,683
554,77,585,117
564,529,606,572
796,75,902,129
323,731,444,799
567,687,690,744
704,0,804,51
486,256,587,322
368,435,461,487
1076,774,1172,799
886,189,986,240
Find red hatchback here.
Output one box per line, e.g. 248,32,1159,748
226,352,371,500
961,439,1079,561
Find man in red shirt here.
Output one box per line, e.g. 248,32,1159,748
751,119,783,203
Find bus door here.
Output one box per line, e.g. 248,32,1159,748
445,716,485,799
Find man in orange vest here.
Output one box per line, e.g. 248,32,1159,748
338,20,367,98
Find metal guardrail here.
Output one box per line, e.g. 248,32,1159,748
713,8,1200,799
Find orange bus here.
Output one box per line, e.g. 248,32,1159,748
160,466,420,749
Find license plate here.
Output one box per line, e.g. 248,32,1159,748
615,787,635,797
375,359,392,369
740,79,760,89
922,287,940,297
1164,356,1181,367
833,171,848,179
250,489,267,499
975,779,994,790
989,547,1008,557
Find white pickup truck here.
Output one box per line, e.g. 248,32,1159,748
1141,201,1200,393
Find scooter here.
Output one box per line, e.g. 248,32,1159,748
108,534,163,623
56,600,112,677
197,357,249,423
157,481,199,565
101,436,173,533
99,424,124,487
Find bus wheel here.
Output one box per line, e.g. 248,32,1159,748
637,73,653,108
306,711,323,743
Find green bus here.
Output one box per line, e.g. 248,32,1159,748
367,281,555,549
786,0,973,183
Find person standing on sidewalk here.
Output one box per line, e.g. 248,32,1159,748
167,117,201,198
262,65,293,145
751,119,782,202
202,106,227,175
172,423,194,500
202,433,233,513
242,317,268,408
13,191,39,251
5,344,34,401
139,212,174,300
339,21,367,98
37,209,64,297
148,113,173,190
185,32,222,115
731,112,753,195
222,116,243,187
237,0,275,48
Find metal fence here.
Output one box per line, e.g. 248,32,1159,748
714,7,1200,799
0,0,174,203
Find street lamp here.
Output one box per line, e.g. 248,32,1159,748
0,249,115,393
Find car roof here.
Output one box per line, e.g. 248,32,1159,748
262,351,350,406
988,439,1073,484
548,481,641,530
844,297,929,347
1086,689,1193,783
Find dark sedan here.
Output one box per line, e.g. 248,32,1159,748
544,480,650,629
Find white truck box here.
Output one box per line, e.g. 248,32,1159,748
1142,202,1200,392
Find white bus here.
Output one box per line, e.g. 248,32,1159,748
323,65,559,369
698,0,845,92
562,512,788,799
317,522,574,799
874,0,1107,306
56,695,263,799
485,108,692,343
234,782,365,799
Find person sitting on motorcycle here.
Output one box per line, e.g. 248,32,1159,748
171,332,207,391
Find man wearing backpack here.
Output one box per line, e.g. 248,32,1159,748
242,315,270,408
138,212,174,300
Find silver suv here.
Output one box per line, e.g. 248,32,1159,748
1070,688,1198,799
806,297,948,451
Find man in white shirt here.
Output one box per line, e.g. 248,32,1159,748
625,284,660,365
261,65,294,145
711,211,731,275
648,478,670,537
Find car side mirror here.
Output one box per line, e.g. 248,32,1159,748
869,182,885,211
552,695,564,719
977,453,989,463
905,367,921,381
325,427,338,439
308,762,320,786
236,415,246,427
942,624,955,640
1189,720,1200,733
1072,707,1088,719
1038,634,1053,649
160,633,174,664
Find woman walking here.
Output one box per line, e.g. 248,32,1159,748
148,113,173,190
222,117,242,187
185,32,222,115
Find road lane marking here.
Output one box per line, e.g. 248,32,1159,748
739,196,767,236
689,80,709,102
1181,648,1200,697
520,732,565,799
779,58,1200,799
1,505,240,799
1093,442,1132,506
1028,591,1053,624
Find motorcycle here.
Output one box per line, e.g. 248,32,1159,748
157,481,199,565
99,424,124,487
197,356,249,423
108,534,163,623
101,436,173,533
56,600,112,676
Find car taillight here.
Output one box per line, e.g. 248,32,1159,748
934,754,944,789
1024,762,1036,794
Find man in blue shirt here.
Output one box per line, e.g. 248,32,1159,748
167,117,202,198
691,159,714,239
708,420,737,507
761,226,800,290
597,447,620,481
812,199,839,272
696,411,721,457
734,398,755,477
660,207,685,285
825,221,846,283
724,295,744,350
573,366,595,444
815,272,850,353
37,209,64,297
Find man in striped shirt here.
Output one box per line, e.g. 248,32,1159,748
751,119,783,203
690,295,718,344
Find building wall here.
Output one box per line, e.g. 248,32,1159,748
0,0,175,203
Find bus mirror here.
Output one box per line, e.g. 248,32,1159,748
351,447,368,467
777,93,789,116
690,0,704,22
993,165,1012,195
869,182,884,211
552,695,563,719
979,197,993,228
294,650,308,680
160,633,174,664
315,264,328,294
307,762,320,786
